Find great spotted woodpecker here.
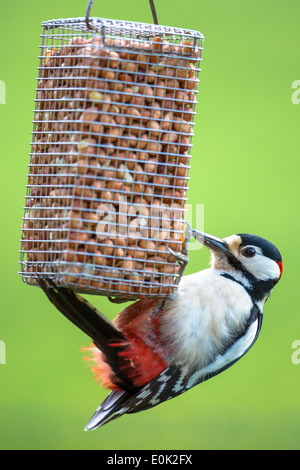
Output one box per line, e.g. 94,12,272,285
38,228,282,430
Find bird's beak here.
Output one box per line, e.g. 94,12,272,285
191,229,231,255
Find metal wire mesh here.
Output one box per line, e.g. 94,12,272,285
19,17,204,300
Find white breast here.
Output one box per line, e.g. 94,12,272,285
161,269,254,369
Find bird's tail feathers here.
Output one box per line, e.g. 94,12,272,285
84,389,130,431
38,278,125,351
38,278,141,391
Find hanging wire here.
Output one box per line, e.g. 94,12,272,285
149,0,159,25
85,0,159,31
85,0,96,31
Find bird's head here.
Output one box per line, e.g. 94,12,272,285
192,230,283,298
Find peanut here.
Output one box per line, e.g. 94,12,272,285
146,120,161,137
173,118,191,134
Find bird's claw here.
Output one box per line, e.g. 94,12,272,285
167,246,189,266
167,221,191,284
184,220,192,244
108,296,129,304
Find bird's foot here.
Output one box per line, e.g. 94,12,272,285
167,247,189,266
108,296,129,304
167,221,191,284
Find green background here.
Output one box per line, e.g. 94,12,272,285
0,0,299,450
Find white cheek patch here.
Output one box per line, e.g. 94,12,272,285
243,255,280,281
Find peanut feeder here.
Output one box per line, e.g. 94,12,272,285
20,15,204,300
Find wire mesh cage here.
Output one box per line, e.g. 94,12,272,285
19,14,204,300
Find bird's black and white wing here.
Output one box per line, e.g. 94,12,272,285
85,307,262,430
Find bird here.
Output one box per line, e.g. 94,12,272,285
38,228,282,430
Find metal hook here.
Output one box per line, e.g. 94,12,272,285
85,0,106,42
149,0,159,25
85,0,159,31
85,0,97,32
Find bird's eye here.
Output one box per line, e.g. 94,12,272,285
241,247,256,258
